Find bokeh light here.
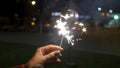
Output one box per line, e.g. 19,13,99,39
31,1,36,5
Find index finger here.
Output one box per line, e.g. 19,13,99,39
38,45,63,54
41,45,63,51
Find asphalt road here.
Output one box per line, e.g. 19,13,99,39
0,28,120,56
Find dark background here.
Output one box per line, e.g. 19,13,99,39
0,0,120,68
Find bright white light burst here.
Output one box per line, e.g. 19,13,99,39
54,14,87,46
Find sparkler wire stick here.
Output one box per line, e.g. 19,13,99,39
56,35,64,57
59,35,64,47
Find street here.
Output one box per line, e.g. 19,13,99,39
0,29,120,68
0,28,120,56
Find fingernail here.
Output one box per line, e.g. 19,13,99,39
55,51,62,57
56,46,63,49
61,47,63,50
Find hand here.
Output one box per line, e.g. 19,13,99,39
25,45,63,68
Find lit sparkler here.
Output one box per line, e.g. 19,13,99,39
54,14,87,47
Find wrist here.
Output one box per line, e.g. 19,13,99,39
25,62,44,68
24,63,29,68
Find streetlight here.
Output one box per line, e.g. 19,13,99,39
98,7,102,11
109,9,113,13
31,0,36,5
114,15,119,20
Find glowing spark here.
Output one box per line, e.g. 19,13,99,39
76,38,82,41
74,22,79,25
79,23,84,27
65,35,74,45
61,14,71,20
81,27,87,34
82,28,87,32
72,27,76,30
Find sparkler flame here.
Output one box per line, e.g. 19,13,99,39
54,14,87,46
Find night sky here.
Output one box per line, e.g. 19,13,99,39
0,0,120,17
44,0,120,13
0,0,25,17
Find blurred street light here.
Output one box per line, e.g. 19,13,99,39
31,0,36,5
106,12,110,16
32,17,36,21
114,15,119,20
98,7,102,11
101,12,105,16
31,21,36,26
109,9,113,13
14,13,18,17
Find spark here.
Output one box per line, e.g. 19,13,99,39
61,14,71,20
79,23,84,27
74,22,79,25
76,38,82,41
81,27,87,34
72,27,76,30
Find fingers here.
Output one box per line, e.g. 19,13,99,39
38,45,63,55
44,51,60,59
56,58,61,62
36,45,63,64
27,45,63,68
44,51,61,62
42,45,63,51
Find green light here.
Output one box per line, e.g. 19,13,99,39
114,15,119,20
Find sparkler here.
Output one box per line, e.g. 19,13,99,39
54,13,87,47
